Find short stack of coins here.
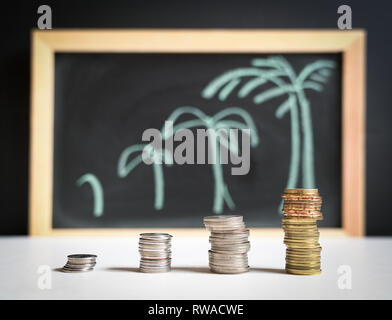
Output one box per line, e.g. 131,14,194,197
62,254,97,273
203,215,250,274
282,188,323,275
138,233,172,273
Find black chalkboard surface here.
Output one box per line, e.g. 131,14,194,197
53,53,342,228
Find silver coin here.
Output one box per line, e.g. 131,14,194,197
210,267,249,274
206,226,246,231
209,265,249,271
211,250,249,256
140,262,171,267
203,215,243,222
139,268,171,273
211,246,250,252
204,221,245,226
210,235,249,241
209,255,248,261
209,250,247,257
64,262,96,269
139,254,171,259
139,246,171,250
140,233,172,239
139,253,171,257
140,264,171,268
139,246,172,250
209,259,248,265
139,248,172,252
211,228,249,233
203,220,243,225
205,226,246,232
204,220,244,226
67,254,97,259
139,241,171,246
66,260,96,265
209,255,247,261
139,251,171,255
67,254,97,264
210,244,249,248
62,266,94,272
140,260,171,265
211,240,250,246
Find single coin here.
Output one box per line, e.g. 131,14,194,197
67,254,97,259
62,267,94,273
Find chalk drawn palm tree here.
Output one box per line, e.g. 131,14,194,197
117,144,173,210
202,56,335,198
162,106,259,213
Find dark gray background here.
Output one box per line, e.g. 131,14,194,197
1,0,391,234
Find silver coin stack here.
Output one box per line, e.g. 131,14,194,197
139,233,172,273
204,215,250,274
62,254,97,273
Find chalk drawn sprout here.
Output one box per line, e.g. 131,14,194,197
76,173,104,217
118,144,173,210
162,106,259,214
202,56,335,211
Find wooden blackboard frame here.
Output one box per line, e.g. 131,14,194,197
29,29,366,236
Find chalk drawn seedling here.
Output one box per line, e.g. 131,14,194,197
202,56,335,209
76,173,104,217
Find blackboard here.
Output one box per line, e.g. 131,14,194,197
52,52,342,228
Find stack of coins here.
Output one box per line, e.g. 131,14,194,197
62,254,97,273
203,215,250,274
281,188,323,275
139,233,172,273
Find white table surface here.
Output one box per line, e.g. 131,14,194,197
0,235,391,299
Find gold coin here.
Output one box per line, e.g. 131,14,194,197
286,248,321,252
283,227,318,232
284,237,319,242
285,245,320,250
284,188,319,194
286,259,321,265
286,255,321,260
286,259,320,264
282,196,322,202
285,237,320,242
282,218,318,224
284,229,319,233
286,249,322,254
286,263,321,269
284,233,320,237
283,199,322,204
283,231,319,234
286,268,321,275
284,234,320,238
286,264,321,270
284,214,323,220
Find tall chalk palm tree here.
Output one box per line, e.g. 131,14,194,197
202,56,334,197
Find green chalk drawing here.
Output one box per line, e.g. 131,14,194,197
202,56,335,212
76,173,104,217
162,106,259,214
117,144,173,210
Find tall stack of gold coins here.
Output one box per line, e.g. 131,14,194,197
281,189,323,275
